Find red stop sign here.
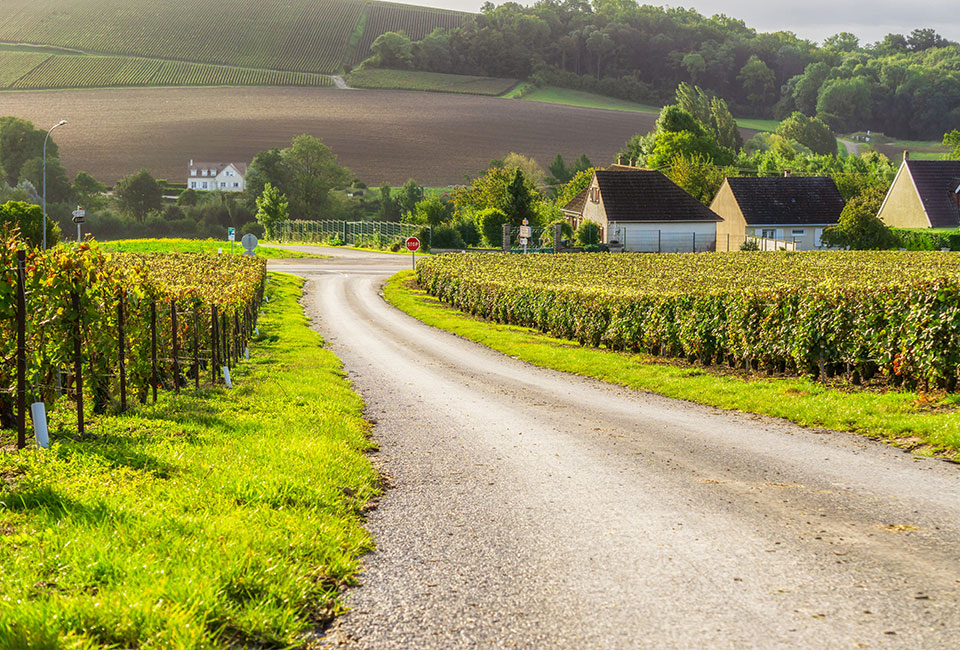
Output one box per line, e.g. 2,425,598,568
405,236,421,252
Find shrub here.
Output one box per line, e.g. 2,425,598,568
241,221,265,238
431,224,466,249
0,200,60,248
740,238,760,251
576,220,601,247
453,217,481,247
475,207,509,247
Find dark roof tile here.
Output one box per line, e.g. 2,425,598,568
906,160,960,229
561,187,589,215
725,176,844,225
594,169,721,222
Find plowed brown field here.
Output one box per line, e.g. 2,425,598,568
0,87,658,185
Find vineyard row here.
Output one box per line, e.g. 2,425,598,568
1,241,267,448
416,252,960,391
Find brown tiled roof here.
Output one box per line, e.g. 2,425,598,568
188,161,248,176
725,176,844,226
906,160,960,228
561,187,589,215
594,169,721,222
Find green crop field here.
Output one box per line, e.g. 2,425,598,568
0,0,477,90
7,55,333,89
347,68,517,95
352,1,468,64
418,252,960,393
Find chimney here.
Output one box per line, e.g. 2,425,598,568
617,154,624,165
629,158,635,167
189,159,193,166
783,170,791,177
903,150,909,162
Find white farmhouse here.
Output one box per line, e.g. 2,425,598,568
187,160,248,192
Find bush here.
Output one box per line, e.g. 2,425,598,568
576,220,601,247
241,221,265,238
431,224,466,249
893,229,958,251
0,200,60,248
739,238,760,251
453,217,481,247
475,207,509,247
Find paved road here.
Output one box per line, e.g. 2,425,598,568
269,247,960,649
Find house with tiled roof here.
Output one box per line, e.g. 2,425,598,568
876,155,960,229
187,160,248,192
562,165,722,252
710,174,845,250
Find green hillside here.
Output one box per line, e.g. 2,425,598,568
0,0,472,90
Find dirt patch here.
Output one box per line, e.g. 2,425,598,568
0,87,655,185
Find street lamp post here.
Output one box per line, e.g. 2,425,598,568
42,119,68,250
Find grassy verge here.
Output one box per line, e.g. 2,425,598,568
385,271,960,458
516,86,660,113
97,238,328,259
0,272,378,647
346,68,518,96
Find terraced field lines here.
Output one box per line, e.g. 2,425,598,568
353,0,467,63
12,56,162,88
0,0,366,72
0,51,50,87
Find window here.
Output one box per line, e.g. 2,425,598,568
190,169,197,176
220,182,226,188
233,182,240,188
190,181,196,189
225,170,233,177
791,229,805,236
761,229,776,238
589,186,600,203
201,169,207,176
202,181,208,189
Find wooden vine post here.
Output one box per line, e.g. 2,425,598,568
211,304,219,384
117,291,126,411
15,250,26,450
72,291,84,437
193,303,200,390
171,300,180,393
151,300,158,403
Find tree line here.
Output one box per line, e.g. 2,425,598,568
362,0,959,139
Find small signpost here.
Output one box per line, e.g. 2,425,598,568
241,233,258,257
227,227,236,254
71,207,85,243
406,236,421,269
520,219,531,253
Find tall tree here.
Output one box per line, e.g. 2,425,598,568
776,112,837,155
280,135,352,220
255,183,290,239
115,169,161,222
0,117,57,187
244,148,288,212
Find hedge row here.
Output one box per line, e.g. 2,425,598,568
416,252,960,391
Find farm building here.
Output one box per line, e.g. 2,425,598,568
876,155,960,229
561,165,721,252
187,160,247,192
710,175,845,251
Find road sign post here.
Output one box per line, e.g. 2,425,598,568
405,236,421,269
227,227,236,254
71,207,85,243
241,233,259,257
520,219,531,254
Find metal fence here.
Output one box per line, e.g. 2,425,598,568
278,220,427,247
715,234,800,252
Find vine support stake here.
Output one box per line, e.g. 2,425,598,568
193,303,200,390
171,300,180,394
118,292,126,412
16,250,26,450
72,291,84,437
211,305,219,384
150,300,158,402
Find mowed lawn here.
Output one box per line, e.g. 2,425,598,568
0,273,378,647
346,68,518,95
97,238,327,258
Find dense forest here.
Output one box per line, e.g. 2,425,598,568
361,0,960,139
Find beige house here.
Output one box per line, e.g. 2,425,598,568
561,165,722,252
877,156,960,229
711,175,844,251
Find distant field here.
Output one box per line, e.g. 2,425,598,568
0,86,652,185
347,68,517,95
0,51,49,87
352,1,467,64
8,55,332,89
0,0,474,83
516,85,773,134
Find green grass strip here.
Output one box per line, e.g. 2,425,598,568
385,271,960,459
0,272,378,648
96,238,328,259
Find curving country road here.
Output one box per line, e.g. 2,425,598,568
269,247,960,649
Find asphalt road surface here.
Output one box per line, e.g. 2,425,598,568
269,247,960,649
